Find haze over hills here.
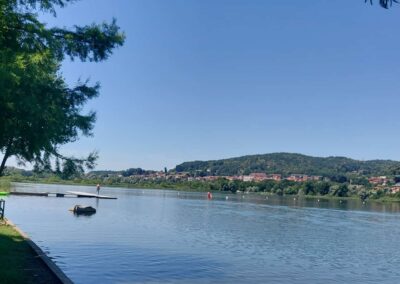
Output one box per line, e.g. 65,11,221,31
174,153,400,177
7,153,399,179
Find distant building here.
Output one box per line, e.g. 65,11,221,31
246,173,282,182
266,174,282,181
391,183,400,193
242,175,254,182
286,174,307,182
309,175,322,181
226,176,239,181
368,176,389,185
202,176,219,181
155,171,166,178
249,173,268,182
286,174,321,182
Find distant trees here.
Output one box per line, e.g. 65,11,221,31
359,191,369,202
303,182,316,195
284,187,299,195
210,179,354,198
122,168,146,177
332,184,349,197
180,177,354,198
316,182,331,195
330,175,348,184
209,179,239,193
60,160,84,180
173,153,399,180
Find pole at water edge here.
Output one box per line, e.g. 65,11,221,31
0,199,5,219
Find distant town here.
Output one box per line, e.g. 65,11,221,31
85,170,400,194
5,152,400,198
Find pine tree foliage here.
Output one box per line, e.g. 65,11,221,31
0,0,124,175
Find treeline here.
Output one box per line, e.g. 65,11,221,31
120,168,156,177
88,168,156,177
98,177,389,200
205,179,374,199
175,153,400,177
103,178,389,201
3,169,397,201
4,166,157,180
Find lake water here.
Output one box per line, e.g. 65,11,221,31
5,183,400,283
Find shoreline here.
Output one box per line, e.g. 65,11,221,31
8,179,400,203
1,219,73,284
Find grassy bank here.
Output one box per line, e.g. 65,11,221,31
300,194,359,201
0,178,11,192
0,220,60,284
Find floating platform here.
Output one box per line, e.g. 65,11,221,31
67,191,117,199
10,191,49,196
9,191,117,199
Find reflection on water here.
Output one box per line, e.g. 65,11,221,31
72,211,96,218
6,183,400,283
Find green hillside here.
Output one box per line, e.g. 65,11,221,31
174,153,400,177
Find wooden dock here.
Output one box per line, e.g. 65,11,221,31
9,191,117,199
10,191,49,196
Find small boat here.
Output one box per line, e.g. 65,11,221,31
69,205,96,215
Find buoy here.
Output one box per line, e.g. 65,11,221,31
317,199,320,202
207,192,212,199
293,197,296,201
225,196,229,200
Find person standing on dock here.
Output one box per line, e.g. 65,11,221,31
96,184,101,195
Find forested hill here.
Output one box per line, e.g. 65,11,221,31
174,153,400,177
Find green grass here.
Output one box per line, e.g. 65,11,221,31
0,221,59,283
0,222,33,283
0,179,11,192
370,196,400,203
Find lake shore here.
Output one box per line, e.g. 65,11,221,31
0,219,62,283
6,178,400,203
7,182,400,283
0,179,11,192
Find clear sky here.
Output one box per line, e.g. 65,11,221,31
8,0,400,171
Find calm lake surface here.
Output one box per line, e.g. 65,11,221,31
5,183,400,283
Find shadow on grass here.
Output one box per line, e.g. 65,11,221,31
0,221,61,284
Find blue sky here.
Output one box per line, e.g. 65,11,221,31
9,0,400,170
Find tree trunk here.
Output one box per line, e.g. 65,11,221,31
0,152,9,177
0,142,12,176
